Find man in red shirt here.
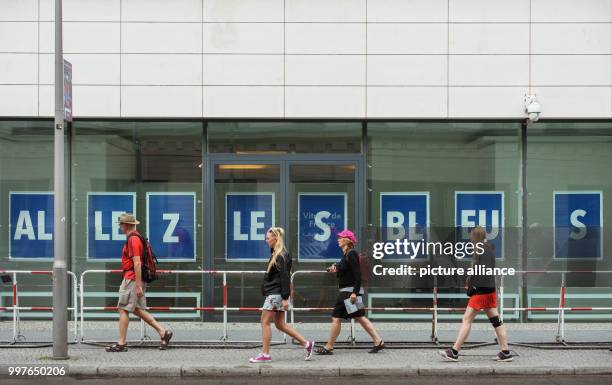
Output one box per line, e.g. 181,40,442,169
106,213,172,352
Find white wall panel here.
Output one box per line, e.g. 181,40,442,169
41,23,121,54
65,23,120,53
0,85,38,115
286,0,366,22
204,23,283,54
285,55,365,86
0,54,37,84
72,86,121,117
122,86,202,117
286,24,366,54
203,0,284,22
1,0,611,119
0,23,37,52
204,55,283,85
367,0,447,22
449,0,530,22
532,24,612,54
39,54,120,85
122,54,202,85
368,24,447,54
449,55,529,86
367,55,447,86
532,0,612,22
122,0,202,22
123,23,202,53
0,0,38,21
449,87,528,118
285,86,365,118
38,86,121,117
450,24,529,54
532,55,612,86
39,0,121,21
38,84,53,116
531,87,612,118
367,87,447,118
203,86,284,117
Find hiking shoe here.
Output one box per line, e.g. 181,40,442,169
439,348,458,362
249,353,272,363
494,351,513,362
304,340,314,361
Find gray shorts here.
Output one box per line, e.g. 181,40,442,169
262,294,284,312
117,278,147,313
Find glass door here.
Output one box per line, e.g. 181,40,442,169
205,156,362,320
206,157,363,266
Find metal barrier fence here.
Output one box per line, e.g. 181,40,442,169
79,269,287,346
2,268,612,348
500,270,612,344
0,270,78,345
290,270,612,346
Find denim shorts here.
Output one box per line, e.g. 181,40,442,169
262,294,284,311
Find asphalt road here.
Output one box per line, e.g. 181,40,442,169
3,376,612,385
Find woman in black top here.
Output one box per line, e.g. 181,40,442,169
439,226,512,362
315,230,384,355
249,227,314,363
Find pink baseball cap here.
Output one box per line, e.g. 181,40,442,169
337,230,357,244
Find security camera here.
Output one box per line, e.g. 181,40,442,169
524,94,541,123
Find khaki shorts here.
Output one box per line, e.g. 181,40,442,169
117,278,147,313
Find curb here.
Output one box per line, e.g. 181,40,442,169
67,364,612,377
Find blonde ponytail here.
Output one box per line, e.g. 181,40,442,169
266,227,286,272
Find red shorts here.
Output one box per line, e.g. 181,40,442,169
467,292,497,311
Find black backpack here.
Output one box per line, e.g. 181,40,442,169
126,233,159,283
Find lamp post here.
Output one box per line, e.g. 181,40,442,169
52,0,68,360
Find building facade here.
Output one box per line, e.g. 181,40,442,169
1,0,612,322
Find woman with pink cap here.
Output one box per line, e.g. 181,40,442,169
315,229,384,355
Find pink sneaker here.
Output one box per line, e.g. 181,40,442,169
249,353,272,363
304,340,314,361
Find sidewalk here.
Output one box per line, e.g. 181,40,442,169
1,322,612,377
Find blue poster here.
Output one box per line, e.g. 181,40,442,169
554,191,602,259
455,191,504,259
226,193,275,261
298,193,347,261
147,193,196,261
87,193,136,260
380,192,429,259
9,192,54,259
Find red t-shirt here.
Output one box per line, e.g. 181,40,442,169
121,231,143,280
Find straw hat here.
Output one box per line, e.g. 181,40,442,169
118,213,140,225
